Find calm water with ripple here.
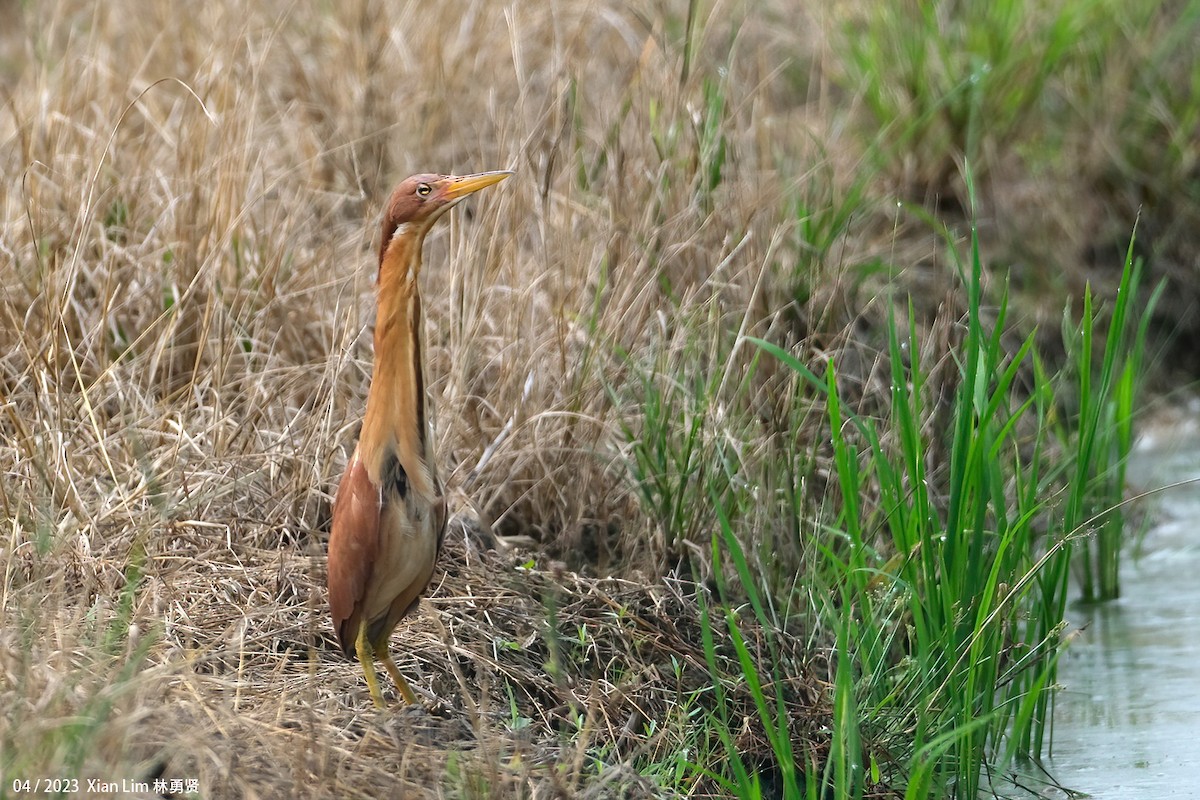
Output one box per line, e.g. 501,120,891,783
1035,417,1200,798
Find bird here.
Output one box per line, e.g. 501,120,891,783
327,169,513,707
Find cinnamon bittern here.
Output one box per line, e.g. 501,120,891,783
327,169,512,707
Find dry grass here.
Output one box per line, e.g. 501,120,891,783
1,528,823,797
0,1,837,796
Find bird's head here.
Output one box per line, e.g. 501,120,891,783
378,170,513,269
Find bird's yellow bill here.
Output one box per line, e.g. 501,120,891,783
443,170,514,199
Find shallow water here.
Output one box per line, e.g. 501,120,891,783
1035,417,1200,798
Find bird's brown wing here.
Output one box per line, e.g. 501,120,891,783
327,451,380,656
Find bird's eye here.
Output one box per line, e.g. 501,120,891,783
416,183,432,198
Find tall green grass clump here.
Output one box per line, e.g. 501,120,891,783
703,198,1155,794
1059,235,1160,602
806,231,1069,797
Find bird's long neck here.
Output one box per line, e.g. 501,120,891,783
359,227,438,499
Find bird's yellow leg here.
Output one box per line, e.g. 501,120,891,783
376,644,418,705
355,621,386,709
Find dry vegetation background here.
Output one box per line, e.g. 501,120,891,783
0,0,1195,797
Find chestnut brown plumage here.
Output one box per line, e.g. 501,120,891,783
327,170,513,707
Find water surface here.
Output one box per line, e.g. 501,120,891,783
1039,416,1200,797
